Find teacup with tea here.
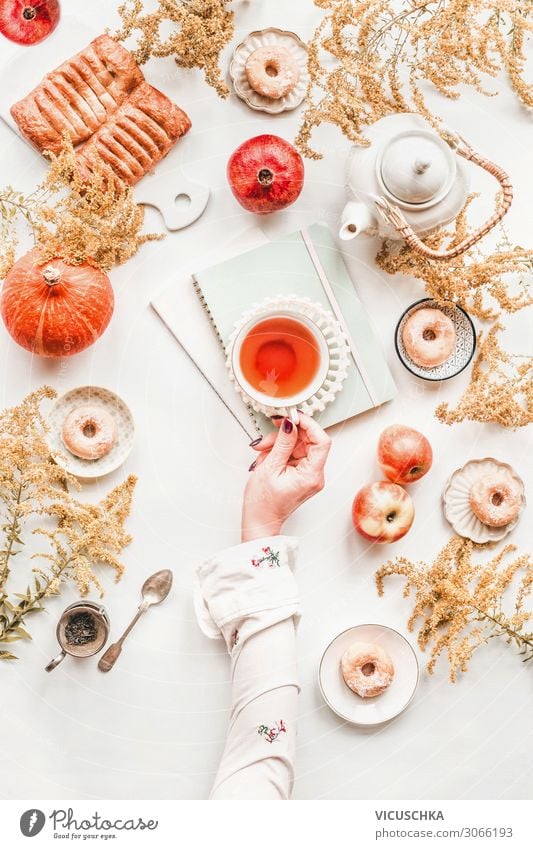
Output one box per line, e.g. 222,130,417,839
231,311,330,422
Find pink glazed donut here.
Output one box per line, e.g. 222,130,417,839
341,641,395,698
245,46,300,99
469,472,522,527
61,405,116,460
402,307,456,368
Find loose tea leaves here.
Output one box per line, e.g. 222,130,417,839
65,612,98,647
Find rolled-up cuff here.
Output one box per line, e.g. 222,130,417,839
194,536,300,650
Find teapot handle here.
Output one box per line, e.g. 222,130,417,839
374,135,513,260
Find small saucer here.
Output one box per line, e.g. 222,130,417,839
46,386,135,479
318,624,419,726
229,28,309,114
443,458,526,543
395,298,476,381
225,295,351,419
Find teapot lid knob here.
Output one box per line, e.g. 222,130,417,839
379,131,456,206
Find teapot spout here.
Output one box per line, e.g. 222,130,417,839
339,201,378,241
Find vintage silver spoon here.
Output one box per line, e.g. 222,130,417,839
98,569,173,672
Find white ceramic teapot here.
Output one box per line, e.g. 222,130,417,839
339,113,513,260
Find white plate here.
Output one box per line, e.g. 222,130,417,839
229,28,309,114
46,386,135,479
318,624,419,726
443,458,526,543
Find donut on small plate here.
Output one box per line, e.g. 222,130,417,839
245,46,300,100
469,472,522,527
341,641,394,698
402,307,456,368
61,405,116,460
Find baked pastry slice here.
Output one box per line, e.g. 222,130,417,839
76,82,192,185
11,35,144,154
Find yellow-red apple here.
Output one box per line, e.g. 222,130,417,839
377,424,433,485
352,481,414,543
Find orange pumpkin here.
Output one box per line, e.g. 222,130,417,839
1,249,114,357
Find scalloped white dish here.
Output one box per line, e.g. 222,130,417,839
46,386,135,479
442,458,526,543
229,28,309,114
318,624,419,727
225,296,351,420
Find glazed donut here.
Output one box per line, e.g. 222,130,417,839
245,46,300,100
469,472,522,527
402,308,456,368
61,405,116,460
341,641,394,698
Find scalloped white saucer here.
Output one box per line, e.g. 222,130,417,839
442,458,526,543
229,28,309,114
226,296,350,419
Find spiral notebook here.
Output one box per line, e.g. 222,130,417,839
190,223,396,436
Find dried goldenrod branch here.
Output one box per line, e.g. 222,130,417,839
376,536,533,681
376,197,533,320
0,387,137,659
113,0,234,98
435,321,532,427
0,139,164,278
297,0,532,159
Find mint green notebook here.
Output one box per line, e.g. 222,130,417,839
192,223,396,433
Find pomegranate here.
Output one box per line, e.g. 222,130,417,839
227,134,304,214
377,424,433,484
0,0,60,46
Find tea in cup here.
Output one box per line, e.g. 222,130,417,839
45,601,110,672
231,311,330,422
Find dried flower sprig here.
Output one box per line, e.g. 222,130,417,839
0,387,137,659
297,0,532,159
376,536,533,681
376,197,533,320
0,185,51,278
0,138,163,278
435,321,532,427
114,0,234,98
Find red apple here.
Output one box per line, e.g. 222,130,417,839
227,134,304,214
377,424,433,485
0,0,60,45
352,481,414,544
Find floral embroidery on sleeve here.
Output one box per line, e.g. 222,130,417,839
258,720,287,743
250,546,281,569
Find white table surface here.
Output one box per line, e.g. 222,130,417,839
0,0,531,801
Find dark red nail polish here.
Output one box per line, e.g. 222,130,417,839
282,418,293,434
249,437,262,447
248,460,257,472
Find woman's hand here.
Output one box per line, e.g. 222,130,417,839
241,413,332,542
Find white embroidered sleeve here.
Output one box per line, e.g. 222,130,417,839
194,536,300,799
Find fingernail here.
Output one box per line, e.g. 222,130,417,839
282,418,293,434
248,460,257,472
249,437,262,447
271,415,283,420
